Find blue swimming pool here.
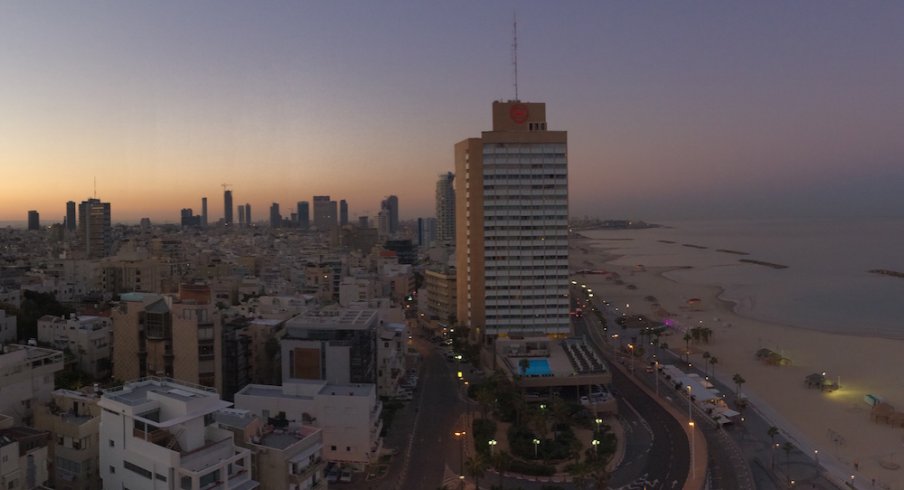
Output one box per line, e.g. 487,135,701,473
519,358,552,376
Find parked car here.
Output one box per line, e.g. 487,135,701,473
340,468,353,483
326,465,340,483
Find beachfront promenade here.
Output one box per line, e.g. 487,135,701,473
575,280,847,490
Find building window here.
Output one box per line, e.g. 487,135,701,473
181,476,192,490
124,461,152,479
109,440,114,447
347,446,351,451
331,445,336,451
109,466,115,474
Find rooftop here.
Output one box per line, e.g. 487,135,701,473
286,306,377,332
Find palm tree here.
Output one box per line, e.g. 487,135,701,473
702,352,711,376
708,356,718,379
476,385,495,419
493,451,513,490
767,426,780,471
518,358,530,376
732,373,746,403
782,442,795,485
465,453,489,490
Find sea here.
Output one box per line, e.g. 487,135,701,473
582,218,904,339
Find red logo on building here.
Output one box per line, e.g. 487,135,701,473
509,104,529,124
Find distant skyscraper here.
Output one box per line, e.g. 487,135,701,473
313,196,337,231
436,172,455,243
224,189,234,226
381,195,399,236
297,201,310,230
456,101,569,342
339,199,349,226
27,210,40,231
180,208,200,227
244,203,251,225
78,198,112,258
201,197,208,227
358,216,369,228
237,205,246,227
417,217,437,247
269,203,281,227
65,201,76,232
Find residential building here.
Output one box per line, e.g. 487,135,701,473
217,410,326,490
201,197,208,228
36,315,112,379
111,287,222,393
455,100,570,345
270,203,281,228
77,198,112,258
0,426,51,489
417,217,437,247
435,172,455,243
282,306,377,385
425,266,457,324
376,323,406,397
0,345,64,424
0,309,15,344
221,317,252,402
238,205,246,227
235,380,382,469
98,377,257,490
33,389,102,490
244,203,252,225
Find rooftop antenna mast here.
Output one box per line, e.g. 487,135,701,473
512,12,519,101
93,177,97,198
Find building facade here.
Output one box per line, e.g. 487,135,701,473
77,198,112,259
435,172,455,243
281,307,377,385
33,389,102,490
0,345,64,424
36,314,112,379
455,101,570,343
98,377,257,490
312,196,337,231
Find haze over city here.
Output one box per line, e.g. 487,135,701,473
2,2,904,222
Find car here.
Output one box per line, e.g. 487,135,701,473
326,465,340,483
339,469,353,483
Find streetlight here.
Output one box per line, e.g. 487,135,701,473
654,360,660,396
686,385,693,422
591,439,600,457
488,439,497,454
453,431,467,484
595,418,603,432
814,449,819,464
689,421,696,480
627,343,635,373
532,438,540,458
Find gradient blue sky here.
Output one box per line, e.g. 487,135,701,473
2,2,903,222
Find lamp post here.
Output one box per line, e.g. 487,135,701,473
814,449,819,464
627,343,635,374
595,417,603,433
689,421,696,480
687,385,693,422
454,431,466,485
488,439,497,454
591,439,600,458
655,360,660,396
532,438,540,459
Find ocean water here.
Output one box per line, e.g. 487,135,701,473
582,218,904,338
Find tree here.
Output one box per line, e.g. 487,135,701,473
782,442,795,485
732,373,746,403
518,358,531,376
476,384,496,419
708,356,718,379
465,453,489,490
702,352,711,376
767,426,780,471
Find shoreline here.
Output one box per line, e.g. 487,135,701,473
571,235,904,489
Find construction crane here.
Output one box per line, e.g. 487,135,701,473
221,183,232,192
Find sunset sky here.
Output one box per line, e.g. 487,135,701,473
2,2,903,223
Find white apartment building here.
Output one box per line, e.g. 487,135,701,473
0,426,51,490
0,309,15,344
0,345,64,424
36,315,112,378
338,277,375,307
98,377,258,490
235,379,382,469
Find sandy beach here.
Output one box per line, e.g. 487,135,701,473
571,235,904,489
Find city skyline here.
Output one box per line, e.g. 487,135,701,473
2,3,904,222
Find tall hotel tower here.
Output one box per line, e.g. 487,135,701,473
455,101,570,345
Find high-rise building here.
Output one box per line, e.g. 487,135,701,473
244,202,252,225
78,198,112,258
436,172,455,243
269,202,281,227
224,189,234,226
339,199,349,226
417,217,437,247
237,204,246,227
297,201,310,230
455,101,570,344
201,196,208,227
27,210,40,230
66,201,76,232
312,195,337,231
381,195,399,236
180,208,200,227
